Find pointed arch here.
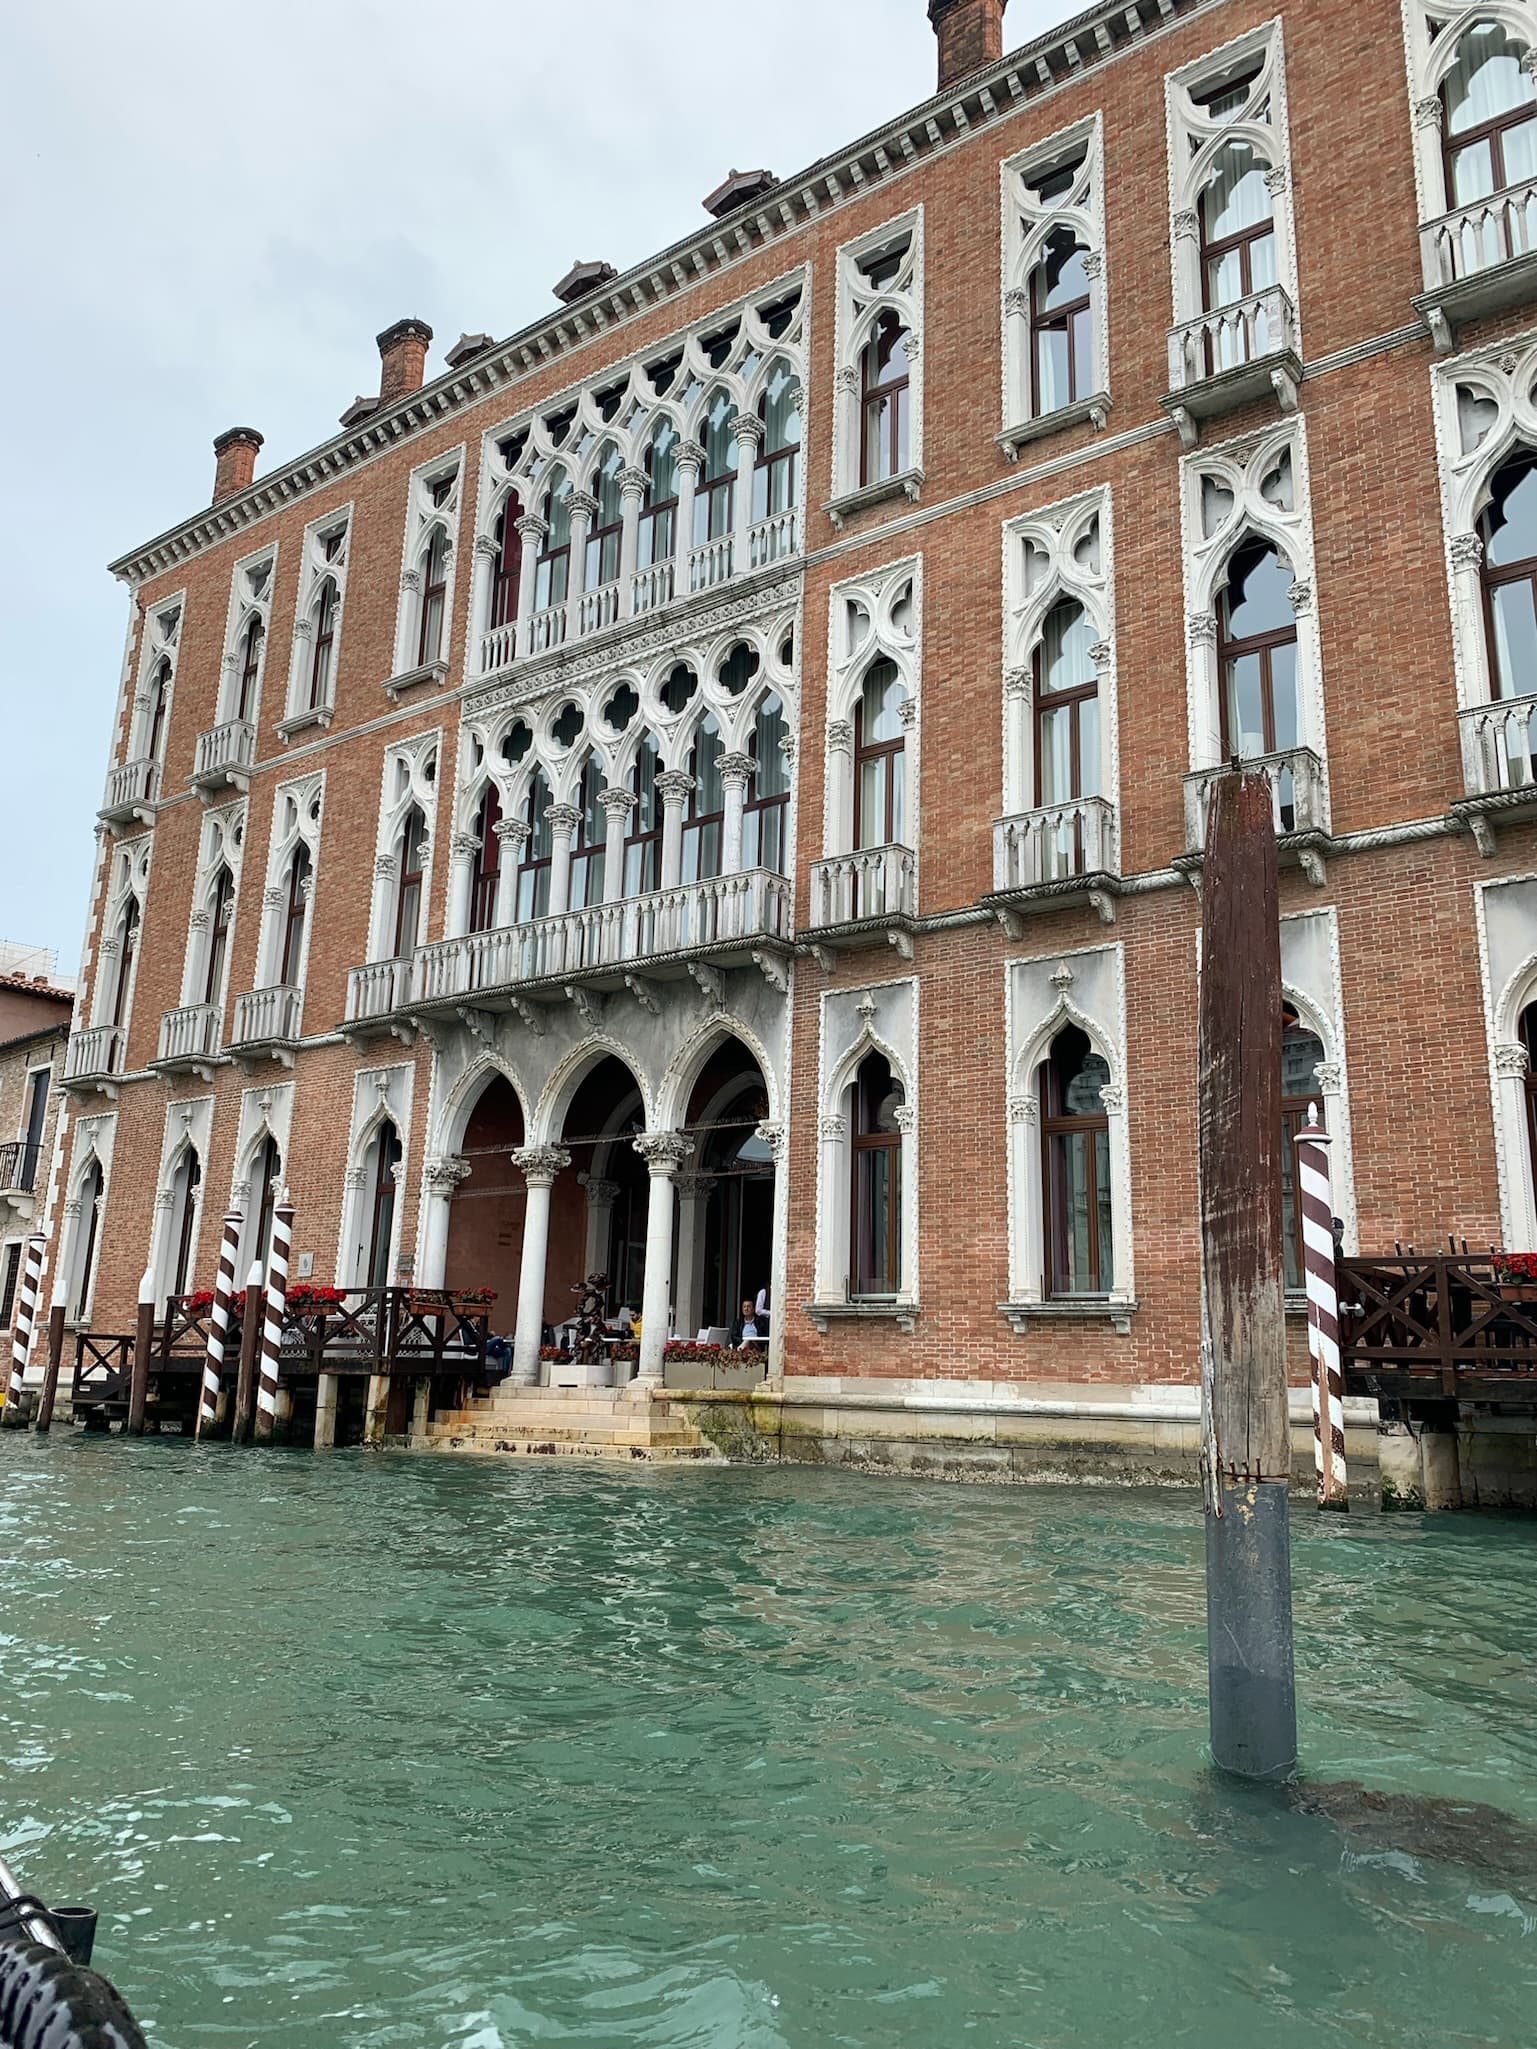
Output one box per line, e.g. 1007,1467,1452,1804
532,1038,652,1147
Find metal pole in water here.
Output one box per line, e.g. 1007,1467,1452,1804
254,1193,293,1443
197,1211,243,1439
1198,767,1296,1781
1297,1104,1349,1510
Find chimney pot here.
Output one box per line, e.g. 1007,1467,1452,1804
928,0,1008,89
444,331,496,370
553,259,619,305
702,167,778,218
376,317,433,404
211,426,263,504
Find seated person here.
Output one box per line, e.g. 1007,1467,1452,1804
728,1298,765,1346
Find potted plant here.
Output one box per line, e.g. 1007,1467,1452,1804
1492,1251,1537,1301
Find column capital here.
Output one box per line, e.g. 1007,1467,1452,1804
545,801,581,834
579,1174,622,1206
753,1120,784,1158
514,512,548,544
675,1171,718,1201
1449,530,1484,570
473,532,500,560
674,438,707,475
512,1143,572,1188
719,749,756,788
633,1130,694,1176
494,817,531,847
450,830,480,860
424,1154,472,1192
732,412,767,449
567,489,599,523
655,770,696,808
1495,1040,1530,1079
618,465,649,500
599,784,637,818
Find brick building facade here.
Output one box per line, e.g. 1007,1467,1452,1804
44,0,1537,1454
0,958,73,1334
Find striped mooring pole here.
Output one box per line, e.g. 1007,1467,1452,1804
197,1211,244,1439
254,1192,294,1442
1296,1102,1349,1510
2,1233,47,1417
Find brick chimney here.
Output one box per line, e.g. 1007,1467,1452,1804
212,427,263,504
377,317,433,405
928,0,1008,88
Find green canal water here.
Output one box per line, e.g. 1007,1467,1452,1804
1,1437,1534,2049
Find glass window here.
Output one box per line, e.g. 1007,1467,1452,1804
624,737,662,897
170,1149,202,1301
854,657,907,850
860,310,911,486
146,660,171,763
535,470,573,609
1034,598,1101,813
1442,20,1537,207
1522,1001,1537,1196
1481,450,1537,716
1217,538,1299,807
489,494,524,630
310,578,338,709
109,897,139,1028
1029,230,1093,416
742,693,789,873
279,845,311,985
393,807,427,957
252,1136,282,1272
237,616,264,721
1040,1024,1113,1296
516,772,554,921
850,1052,904,1297
683,716,725,883
753,361,802,520
695,392,737,544
365,1123,403,1290
417,527,449,666
585,443,625,589
469,786,502,933
640,421,679,568
569,758,607,909
1199,141,1277,313
203,866,235,1007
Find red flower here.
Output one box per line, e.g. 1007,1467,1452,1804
1493,1251,1537,1283
180,1290,215,1315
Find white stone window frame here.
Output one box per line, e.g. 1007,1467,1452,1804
812,974,920,1321
337,1063,415,1287
1429,329,1537,752
230,1081,294,1276
1400,1,1537,240
177,800,246,1010
1177,417,1329,804
390,448,465,693
452,595,800,935
368,733,441,962
829,208,925,521
129,591,185,765
282,504,352,734
822,554,922,880
1000,114,1110,454
148,1094,215,1304
469,274,809,674
1476,869,1537,1246
59,1109,117,1326
1001,484,1120,851
216,544,278,727
255,771,325,999
90,835,152,1032
1003,939,1134,1327
1164,23,1302,342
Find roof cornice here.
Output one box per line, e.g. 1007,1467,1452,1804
110,0,1215,587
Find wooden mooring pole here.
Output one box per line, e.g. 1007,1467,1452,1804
126,1266,156,1437
34,1302,67,1433
231,1262,264,1446
1199,767,1296,1782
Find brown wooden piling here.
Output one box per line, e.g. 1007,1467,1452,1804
34,1303,67,1432
231,1264,264,1445
126,1269,156,1437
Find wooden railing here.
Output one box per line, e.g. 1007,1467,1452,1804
280,1289,490,1376
1338,1254,1537,1402
70,1333,133,1413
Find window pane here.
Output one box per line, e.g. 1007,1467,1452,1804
1078,695,1101,799
1506,113,1537,186
1226,653,1268,756
1483,455,1537,566
859,758,888,845
1451,135,1496,206
856,1148,895,1293
754,696,788,795
1038,702,1074,804
1224,545,1295,636
1492,579,1537,697
1269,643,1299,751
862,661,905,741
891,751,906,846
1048,1131,1093,1293
1094,1130,1114,1291
1039,230,1088,311
1444,22,1536,136
1035,324,1070,414
1202,142,1274,244
1071,305,1093,402
1206,245,1245,311
1248,228,1278,292
893,386,910,473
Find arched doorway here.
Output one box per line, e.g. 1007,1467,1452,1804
443,1075,527,1315
681,1039,775,1337
560,1055,647,1321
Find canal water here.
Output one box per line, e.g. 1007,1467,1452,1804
1,1437,1533,2049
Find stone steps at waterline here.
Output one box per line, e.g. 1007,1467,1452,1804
422,1386,722,1462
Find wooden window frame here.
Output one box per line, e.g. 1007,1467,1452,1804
203,866,235,1007
365,1123,401,1290
416,528,449,667
146,661,171,764
569,760,606,909
237,616,263,722
1479,451,1537,702
109,898,139,1029
279,847,310,987
469,786,502,934
170,1150,201,1301
859,310,910,487
489,496,524,630
392,809,426,958
1032,609,1099,810
309,579,337,710
1028,232,1092,417
515,778,553,922
1039,1035,1111,1297
849,1058,903,1298
1441,58,1537,208
1216,541,1298,757
853,691,905,851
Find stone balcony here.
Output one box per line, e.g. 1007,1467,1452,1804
1415,177,1537,352
475,510,801,681
191,718,256,797
152,1001,222,1079
229,984,304,1067
343,956,416,1041
63,1023,127,1097
411,869,793,1019
99,757,161,827
1451,691,1537,853
1161,283,1301,447
803,843,918,962
1179,745,1330,885
982,796,1119,932
0,1140,42,1220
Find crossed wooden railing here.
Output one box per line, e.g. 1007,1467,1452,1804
1337,1254,1537,1403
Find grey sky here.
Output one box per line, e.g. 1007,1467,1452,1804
0,0,1064,972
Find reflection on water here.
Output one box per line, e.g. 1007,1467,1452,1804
0,1436,1533,2048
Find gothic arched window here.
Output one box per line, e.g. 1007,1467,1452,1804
203,866,235,1008
1034,597,1100,808
854,658,907,850
417,526,449,667
743,693,789,873
1479,448,1537,707
1217,537,1299,778
309,578,338,710
754,362,802,521
683,715,725,883
624,737,662,896
469,785,501,934
640,420,679,571
585,444,625,590
237,616,264,721
109,897,140,1029
279,844,311,986
1040,1024,1113,1297
569,757,607,910
696,392,737,545
850,1051,904,1297
170,1148,202,1301
146,659,171,764
365,1121,402,1290
252,1135,282,1271
1029,228,1092,416
535,471,573,610
393,806,427,957
860,309,911,485
1441,19,1537,209
489,494,523,630
516,771,553,921
1199,140,1276,313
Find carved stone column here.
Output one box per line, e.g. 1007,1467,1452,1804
510,1145,572,1383
719,751,755,875
579,1174,622,1276
672,1171,717,1340
631,1132,694,1385
417,1154,471,1288
514,514,547,648
674,440,705,590
545,803,581,918
617,465,648,618
493,816,529,927
599,786,636,905
656,771,695,891
732,412,765,565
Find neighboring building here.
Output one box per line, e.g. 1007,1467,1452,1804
48,0,1537,1462
0,952,74,1330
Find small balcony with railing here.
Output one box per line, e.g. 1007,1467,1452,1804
981,797,1120,931
475,509,802,683
1180,745,1330,885
63,1023,127,1097
1162,284,1302,444
1452,691,1537,851
343,957,416,1040
228,985,304,1067
99,758,161,827
191,719,256,797
412,870,793,1015
152,1002,223,1079
1416,175,1537,349
0,1140,43,1219
803,844,918,959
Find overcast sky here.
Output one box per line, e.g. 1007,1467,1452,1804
0,0,1067,974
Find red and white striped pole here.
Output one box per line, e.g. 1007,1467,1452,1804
1296,1103,1349,1511
254,1191,293,1442
197,1210,243,1439
2,1233,47,1417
